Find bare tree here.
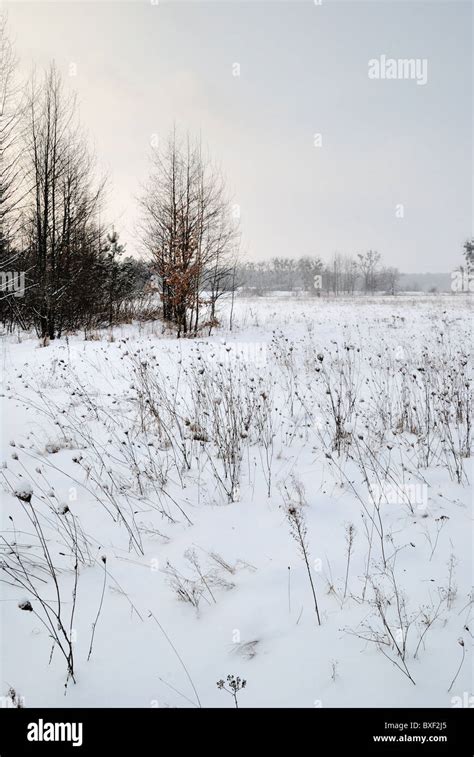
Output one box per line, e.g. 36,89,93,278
331,252,343,296
357,250,381,294
342,255,359,294
22,64,105,338
381,266,400,295
297,256,323,294
139,129,239,336
0,12,24,264
206,252,240,331
463,238,473,272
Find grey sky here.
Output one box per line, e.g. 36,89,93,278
5,0,472,272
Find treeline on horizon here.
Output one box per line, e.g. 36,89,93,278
236,256,454,295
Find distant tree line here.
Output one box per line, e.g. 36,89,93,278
238,251,401,296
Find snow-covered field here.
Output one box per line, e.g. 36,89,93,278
0,295,472,708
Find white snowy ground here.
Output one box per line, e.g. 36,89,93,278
0,294,472,708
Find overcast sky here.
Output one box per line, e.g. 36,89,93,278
5,0,472,272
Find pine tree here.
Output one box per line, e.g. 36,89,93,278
103,228,126,327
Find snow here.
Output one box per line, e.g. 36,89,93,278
0,294,472,708
13,481,33,501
